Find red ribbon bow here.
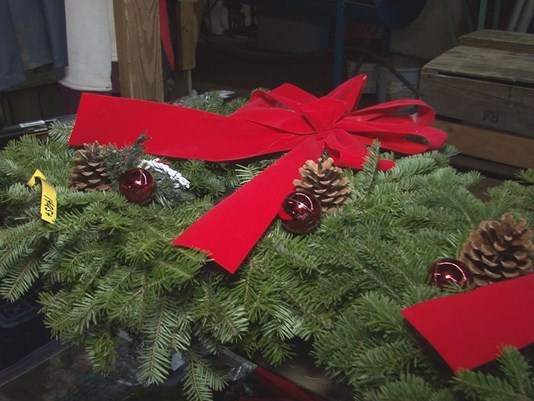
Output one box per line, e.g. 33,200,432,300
69,74,447,273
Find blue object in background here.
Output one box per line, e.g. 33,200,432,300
332,0,429,86
253,0,427,28
250,0,428,86
349,0,428,29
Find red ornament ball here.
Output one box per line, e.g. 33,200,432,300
119,168,156,205
279,191,321,234
427,258,473,290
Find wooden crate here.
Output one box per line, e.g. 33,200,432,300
419,45,534,137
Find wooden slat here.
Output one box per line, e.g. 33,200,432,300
434,119,534,169
113,0,164,101
422,46,534,85
419,73,534,137
459,29,534,54
450,154,519,179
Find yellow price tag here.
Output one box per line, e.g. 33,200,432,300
27,170,57,224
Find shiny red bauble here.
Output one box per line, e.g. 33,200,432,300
427,258,473,290
119,168,156,205
279,190,321,234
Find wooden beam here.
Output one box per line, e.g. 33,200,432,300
176,0,206,93
113,0,164,101
434,119,534,169
177,1,198,72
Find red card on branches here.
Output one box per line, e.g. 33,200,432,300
401,273,534,372
69,75,447,273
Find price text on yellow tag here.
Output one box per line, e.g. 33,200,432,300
27,170,57,224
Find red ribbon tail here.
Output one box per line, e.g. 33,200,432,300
173,137,325,273
401,274,534,372
159,0,174,69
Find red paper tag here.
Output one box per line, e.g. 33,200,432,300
401,273,534,372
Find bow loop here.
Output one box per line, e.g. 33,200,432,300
232,84,318,134
327,74,367,113
232,75,369,134
348,98,436,125
334,119,448,155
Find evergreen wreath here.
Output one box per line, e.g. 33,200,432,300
1,94,534,401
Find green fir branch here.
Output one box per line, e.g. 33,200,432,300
136,294,191,384
84,326,120,373
516,169,534,185
193,281,249,344
352,140,381,199
455,347,534,401
364,374,456,401
182,346,227,401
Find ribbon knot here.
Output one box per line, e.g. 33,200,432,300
301,97,347,133
69,74,448,273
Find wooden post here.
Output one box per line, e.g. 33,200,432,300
177,0,206,94
113,0,164,101
177,1,197,71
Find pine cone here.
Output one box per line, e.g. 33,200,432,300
71,142,113,192
293,157,351,212
459,213,534,286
